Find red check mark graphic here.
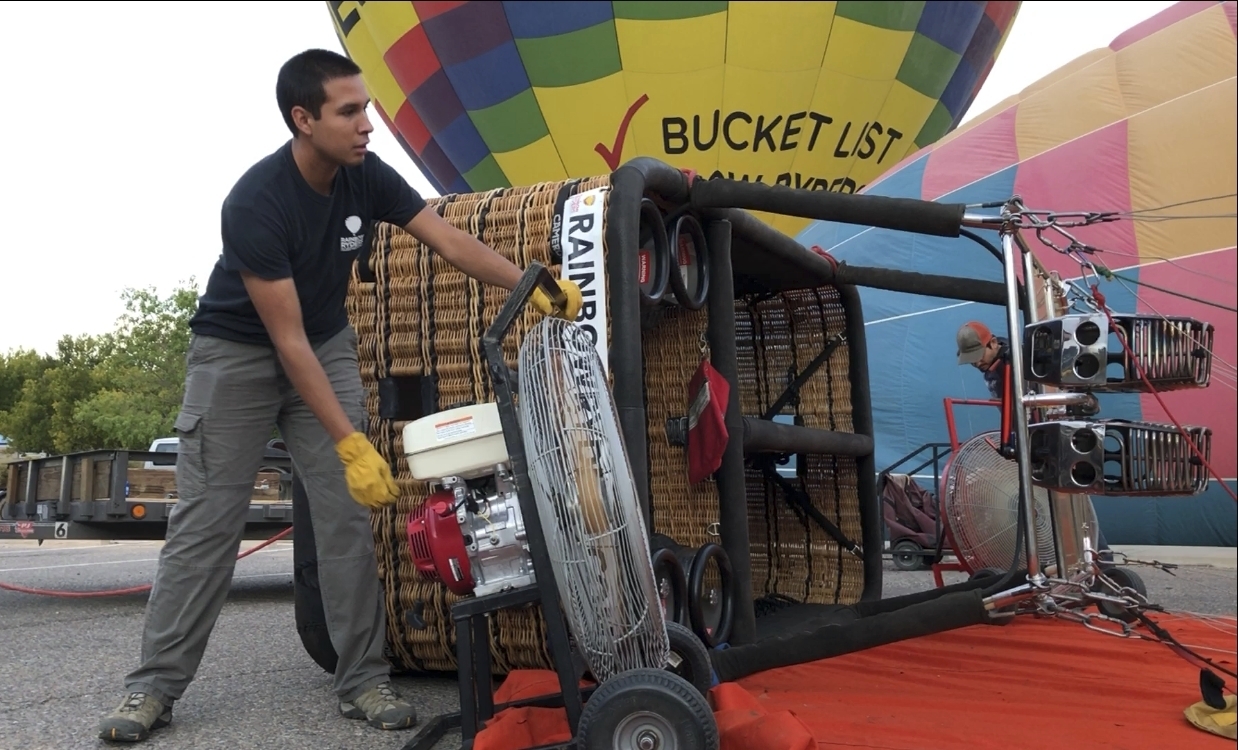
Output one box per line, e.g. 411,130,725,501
595,94,649,171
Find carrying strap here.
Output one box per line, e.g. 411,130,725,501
761,333,847,421
757,459,862,559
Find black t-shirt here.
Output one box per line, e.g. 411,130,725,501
189,140,427,347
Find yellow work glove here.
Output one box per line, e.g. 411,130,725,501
531,279,583,321
335,431,400,508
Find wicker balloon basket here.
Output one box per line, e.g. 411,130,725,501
342,167,871,676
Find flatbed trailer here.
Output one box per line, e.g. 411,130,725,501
1,447,294,542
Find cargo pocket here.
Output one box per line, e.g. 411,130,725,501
173,409,207,499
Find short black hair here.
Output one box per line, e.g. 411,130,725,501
276,49,363,136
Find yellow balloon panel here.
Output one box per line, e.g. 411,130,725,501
1013,56,1125,162
622,68,727,176
724,2,838,72
615,15,728,73
1127,78,1237,263
330,1,1024,236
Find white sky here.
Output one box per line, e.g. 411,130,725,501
0,0,1177,356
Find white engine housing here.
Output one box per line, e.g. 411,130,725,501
403,403,535,598
404,402,510,481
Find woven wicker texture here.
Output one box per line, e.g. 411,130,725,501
350,176,608,674
735,289,866,606
346,176,863,675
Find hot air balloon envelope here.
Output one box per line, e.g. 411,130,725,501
328,1,1021,234
798,0,1238,546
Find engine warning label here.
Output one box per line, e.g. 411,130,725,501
435,415,476,442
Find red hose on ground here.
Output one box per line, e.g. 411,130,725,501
0,526,293,599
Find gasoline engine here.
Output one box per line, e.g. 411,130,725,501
403,402,537,598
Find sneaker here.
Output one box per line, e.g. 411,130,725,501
97,692,172,743
339,682,418,730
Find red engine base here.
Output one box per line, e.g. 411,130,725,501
407,489,475,595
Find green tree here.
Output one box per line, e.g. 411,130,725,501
75,284,198,449
13,336,103,453
0,348,54,415
0,280,198,454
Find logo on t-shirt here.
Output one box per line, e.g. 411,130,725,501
340,215,365,252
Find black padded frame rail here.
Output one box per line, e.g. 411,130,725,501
602,158,1024,649
391,156,1026,748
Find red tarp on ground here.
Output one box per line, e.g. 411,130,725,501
474,613,1236,750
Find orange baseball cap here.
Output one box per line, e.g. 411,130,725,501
957,321,994,365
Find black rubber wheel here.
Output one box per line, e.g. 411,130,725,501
649,532,679,552
679,543,734,648
664,621,713,697
291,477,339,674
1095,566,1148,623
651,546,690,627
577,668,719,750
665,213,710,311
637,198,671,307
891,540,925,571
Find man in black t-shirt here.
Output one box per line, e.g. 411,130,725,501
98,49,581,743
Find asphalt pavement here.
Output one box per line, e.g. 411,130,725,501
0,540,1233,750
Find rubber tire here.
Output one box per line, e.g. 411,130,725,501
891,540,925,571
291,477,339,674
637,198,671,307
681,543,735,648
665,213,710,311
577,668,719,750
651,546,690,627
1096,567,1148,623
664,621,714,697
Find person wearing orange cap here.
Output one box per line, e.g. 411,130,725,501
955,320,1116,566
956,321,1009,400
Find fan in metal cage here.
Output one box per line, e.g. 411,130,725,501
517,315,671,684
942,430,1099,576
402,264,720,749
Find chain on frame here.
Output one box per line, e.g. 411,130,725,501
967,198,1236,684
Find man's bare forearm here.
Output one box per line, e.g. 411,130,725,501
438,234,523,290
272,336,356,444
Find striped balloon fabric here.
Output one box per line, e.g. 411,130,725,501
798,1,1237,546
328,1,1021,235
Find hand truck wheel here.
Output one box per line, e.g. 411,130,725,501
664,621,714,697
577,668,720,750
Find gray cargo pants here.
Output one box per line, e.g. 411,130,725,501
124,325,389,706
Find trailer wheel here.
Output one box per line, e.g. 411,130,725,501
577,668,719,750
664,621,714,697
291,477,339,674
891,540,925,571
